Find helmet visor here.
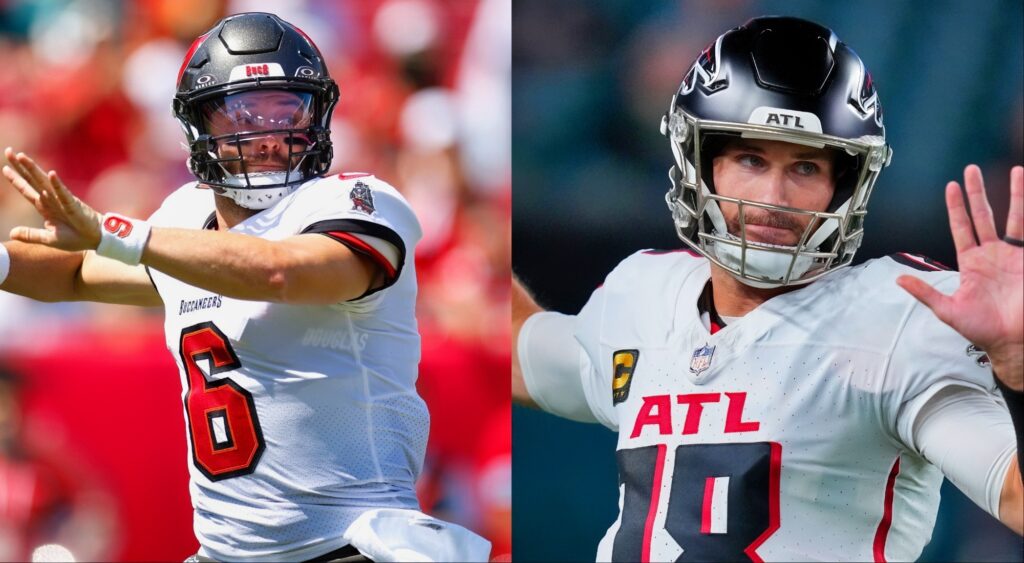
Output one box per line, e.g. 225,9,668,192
199,89,318,182
202,89,315,134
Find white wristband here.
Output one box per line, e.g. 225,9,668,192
0,243,9,286
96,213,151,266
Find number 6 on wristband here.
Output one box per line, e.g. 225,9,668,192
96,212,151,265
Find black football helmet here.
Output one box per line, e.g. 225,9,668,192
174,12,339,209
661,16,892,287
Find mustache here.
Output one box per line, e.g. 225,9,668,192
729,210,802,233
246,155,291,165
239,149,294,168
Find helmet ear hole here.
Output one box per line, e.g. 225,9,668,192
696,133,734,195
827,152,859,212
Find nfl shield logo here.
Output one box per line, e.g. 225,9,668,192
966,344,991,367
690,344,716,375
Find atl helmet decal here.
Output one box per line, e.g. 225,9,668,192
680,36,727,95
849,63,883,126
227,62,286,82
350,181,376,214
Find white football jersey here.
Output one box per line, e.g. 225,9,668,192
146,175,428,562
568,250,1011,563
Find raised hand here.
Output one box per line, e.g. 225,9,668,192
897,165,1024,390
2,148,102,252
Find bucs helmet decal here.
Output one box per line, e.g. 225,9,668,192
173,13,340,210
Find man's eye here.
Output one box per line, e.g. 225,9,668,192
737,154,764,168
794,162,819,175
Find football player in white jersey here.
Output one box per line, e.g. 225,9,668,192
0,12,489,563
513,16,1022,562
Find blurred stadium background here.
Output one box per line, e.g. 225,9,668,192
513,0,1023,561
0,0,509,561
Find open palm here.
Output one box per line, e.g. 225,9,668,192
898,165,1023,389
2,148,102,252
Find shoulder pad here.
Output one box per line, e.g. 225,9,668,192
887,252,953,272
601,248,708,297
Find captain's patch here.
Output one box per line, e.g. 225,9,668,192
612,350,639,405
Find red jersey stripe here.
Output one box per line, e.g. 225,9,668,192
745,442,782,562
326,231,397,280
641,444,667,562
873,456,901,563
700,477,716,534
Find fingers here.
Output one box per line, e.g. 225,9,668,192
963,164,999,243
3,164,67,223
896,275,954,326
49,170,99,233
14,151,54,194
49,170,75,207
3,147,57,208
4,147,36,186
9,226,58,247
1008,165,1023,240
945,181,977,254
2,165,41,206
47,170,77,217
49,170,89,215
3,148,87,216
5,149,64,213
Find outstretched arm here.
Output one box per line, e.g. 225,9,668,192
142,227,379,304
512,275,543,407
3,149,382,306
513,277,601,423
898,164,1023,534
0,242,160,306
1,150,159,306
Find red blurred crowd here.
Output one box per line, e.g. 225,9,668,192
0,0,510,560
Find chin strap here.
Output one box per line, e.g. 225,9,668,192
805,198,850,249
219,185,298,210
216,171,306,210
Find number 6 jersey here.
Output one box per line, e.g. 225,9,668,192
146,175,428,562
523,250,1016,562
